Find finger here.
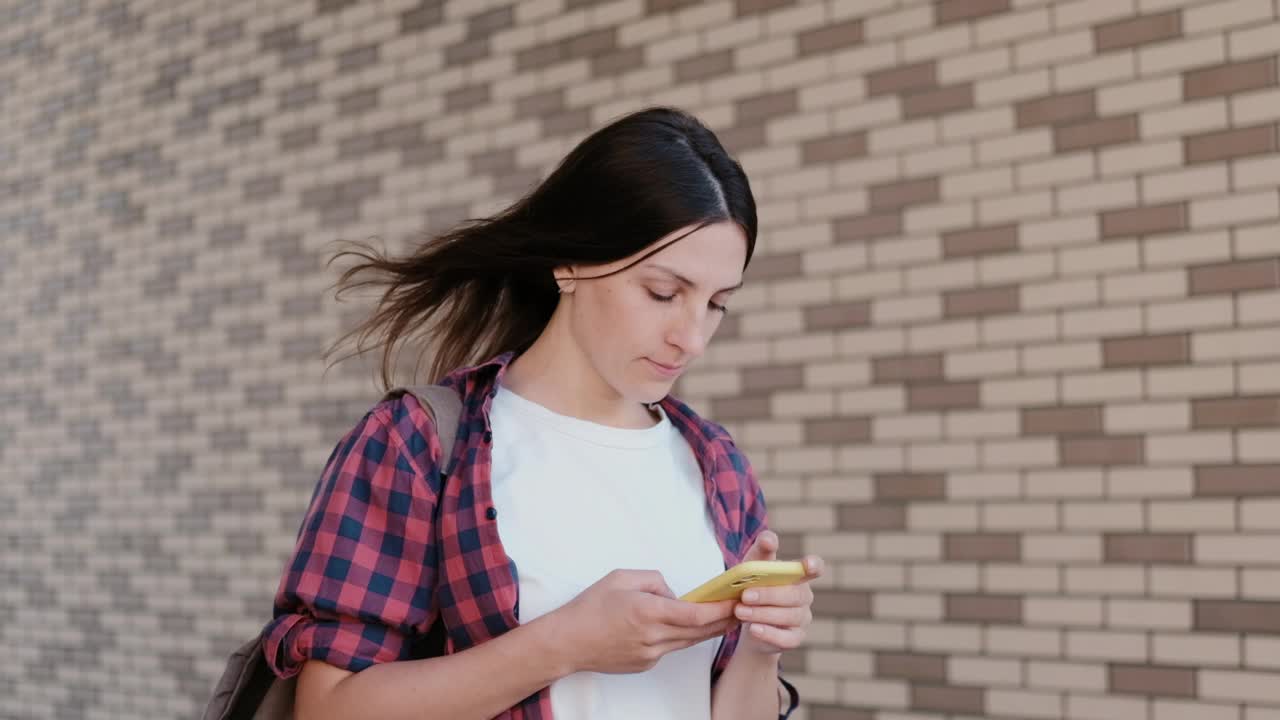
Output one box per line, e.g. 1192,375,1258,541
741,583,809,608
654,597,736,627
622,569,676,599
734,603,810,628
745,530,779,561
653,617,740,646
744,622,805,651
803,555,825,579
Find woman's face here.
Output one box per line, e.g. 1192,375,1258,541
559,220,748,404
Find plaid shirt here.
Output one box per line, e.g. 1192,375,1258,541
264,352,799,718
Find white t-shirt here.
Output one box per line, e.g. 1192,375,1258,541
488,385,728,720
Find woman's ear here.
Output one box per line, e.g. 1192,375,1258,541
553,266,577,295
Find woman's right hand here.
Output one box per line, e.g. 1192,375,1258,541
547,569,740,675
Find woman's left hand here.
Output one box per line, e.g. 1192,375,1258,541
733,530,824,653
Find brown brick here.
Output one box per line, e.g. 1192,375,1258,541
675,49,734,83
710,394,770,421
715,313,740,340
1109,664,1197,698
1103,333,1190,368
834,212,903,242
779,648,806,673
903,83,975,119
1104,533,1193,564
515,88,565,118
803,130,868,163
875,472,947,501
943,284,1020,318
1016,89,1097,128
1186,123,1278,164
804,300,872,331
742,364,805,392
936,0,1011,25
1095,11,1182,53
591,47,645,78
1100,202,1188,239
945,533,1021,562
736,89,797,125
445,84,489,113
1192,395,1280,429
1061,435,1145,466
867,60,937,97
872,353,945,384
806,417,872,444
1196,600,1280,633
942,224,1019,258
566,28,618,58
744,251,803,281
813,589,873,618
838,503,907,531
1190,258,1280,295
1054,114,1139,152
912,684,986,715
647,0,703,12
734,0,791,16
718,123,768,153
777,532,805,558
908,381,981,411
869,177,940,211
875,651,948,682
798,18,864,57
1195,464,1280,496
1185,57,1278,100
945,593,1024,623
1022,405,1104,436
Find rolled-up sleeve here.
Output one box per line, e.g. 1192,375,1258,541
263,399,443,678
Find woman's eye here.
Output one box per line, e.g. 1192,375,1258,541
710,302,728,314
647,290,675,303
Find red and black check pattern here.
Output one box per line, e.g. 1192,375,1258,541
264,352,798,718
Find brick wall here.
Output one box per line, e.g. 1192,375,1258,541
2,0,1278,718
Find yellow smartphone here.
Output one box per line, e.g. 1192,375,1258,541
680,560,807,603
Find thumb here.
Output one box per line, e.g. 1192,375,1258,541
620,569,677,599
744,530,779,562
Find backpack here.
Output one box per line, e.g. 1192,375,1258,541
201,384,464,720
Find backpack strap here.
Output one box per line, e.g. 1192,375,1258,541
381,384,464,474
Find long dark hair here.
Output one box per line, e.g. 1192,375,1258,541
322,106,759,388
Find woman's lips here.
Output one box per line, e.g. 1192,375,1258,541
646,358,684,377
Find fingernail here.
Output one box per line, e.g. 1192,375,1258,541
743,590,758,603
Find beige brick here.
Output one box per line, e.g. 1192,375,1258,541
1244,636,1280,669
1154,633,1242,667
1106,599,1192,630
908,563,983,592
979,188,1056,224
906,259,979,292
1067,694,1152,720
1097,75,1183,115
837,678,910,708
1023,277,1100,310
906,319,980,351
1025,596,1104,627
983,312,1060,344
1201,670,1280,704
949,471,1022,500
1198,534,1280,564
1241,499,1280,529
1143,165,1231,203
1140,99,1230,141
978,249,1056,284
1138,33,1227,75
785,674,839,704
1108,467,1195,498
902,23,973,63
1104,401,1191,432
949,655,1024,686
1184,0,1273,33
804,360,872,388
977,127,1055,164
1063,306,1143,339
1061,370,1144,403
982,438,1059,468
805,532,871,560
873,591,944,620
909,503,982,530
1020,215,1099,249
873,295,943,324
976,6,1052,45
939,46,1013,84
1154,699,1244,720
1145,431,1235,463
837,443,907,471
1022,341,1103,372
1101,269,1187,303
1237,221,1280,258
1240,361,1280,393
1015,29,1094,68
1152,567,1239,597
987,688,1062,718
1149,500,1237,530
1190,189,1280,229
836,562,907,590
1232,86,1280,126
1028,660,1108,691
874,414,943,441
1100,139,1183,177
983,376,1060,406
1059,240,1141,276
1026,469,1105,499
1063,501,1145,530
839,618,908,648
907,442,980,471
771,504,836,532
1193,327,1280,362
1147,364,1236,399
942,108,1018,143
1054,0,1142,29
1056,52,1138,92
983,501,1059,529
836,269,906,301
946,348,1021,379
1058,178,1141,213
1065,566,1147,595
1146,296,1235,333
871,533,943,562
1064,630,1149,662
987,627,1063,658
985,564,1061,593
807,648,874,676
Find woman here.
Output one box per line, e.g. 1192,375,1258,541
264,106,824,719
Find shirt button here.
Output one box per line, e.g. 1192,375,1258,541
485,507,498,520
483,430,492,443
